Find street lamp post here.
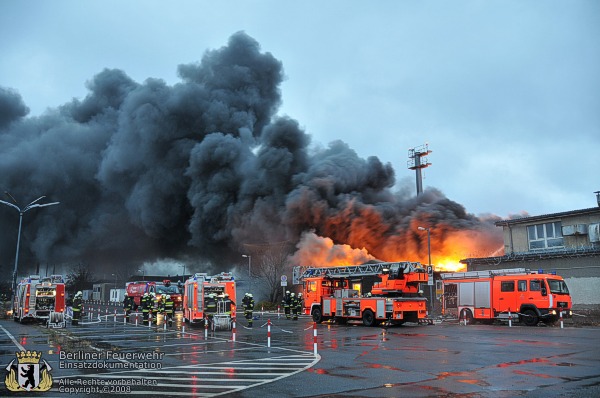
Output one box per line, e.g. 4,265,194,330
180,264,186,278
418,226,434,313
242,254,251,292
0,193,60,305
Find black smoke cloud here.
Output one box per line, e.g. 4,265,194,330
0,32,501,277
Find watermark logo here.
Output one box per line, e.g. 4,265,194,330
4,350,53,392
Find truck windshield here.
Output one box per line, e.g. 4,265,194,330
157,285,179,294
547,279,569,294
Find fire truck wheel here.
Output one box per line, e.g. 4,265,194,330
460,309,474,325
362,309,375,327
312,308,323,324
521,309,539,326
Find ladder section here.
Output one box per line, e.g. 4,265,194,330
296,261,422,280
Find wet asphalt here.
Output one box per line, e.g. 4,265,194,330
1,306,599,397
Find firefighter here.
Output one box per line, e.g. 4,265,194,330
123,293,134,322
282,290,291,320
155,295,165,325
149,292,158,323
296,292,303,317
204,293,217,328
72,291,82,326
141,293,150,325
164,295,174,327
150,292,162,325
205,293,217,314
291,292,298,320
224,293,232,316
242,293,255,327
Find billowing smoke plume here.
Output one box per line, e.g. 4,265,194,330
0,32,502,277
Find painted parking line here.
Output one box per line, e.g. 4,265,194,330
55,354,319,397
0,324,25,351
49,318,319,397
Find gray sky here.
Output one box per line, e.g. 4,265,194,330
1,0,599,218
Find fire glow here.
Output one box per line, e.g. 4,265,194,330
291,225,503,273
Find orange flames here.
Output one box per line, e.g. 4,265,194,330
290,226,503,273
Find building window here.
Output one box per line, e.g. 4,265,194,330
527,221,564,250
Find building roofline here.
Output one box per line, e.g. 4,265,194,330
460,246,600,265
494,207,600,227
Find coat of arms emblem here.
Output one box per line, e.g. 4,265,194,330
4,350,53,392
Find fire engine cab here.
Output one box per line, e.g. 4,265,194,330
13,274,66,327
182,272,236,327
441,268,572,326
126,279,183,310
295,262,429,326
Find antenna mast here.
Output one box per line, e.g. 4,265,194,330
407,143,432,195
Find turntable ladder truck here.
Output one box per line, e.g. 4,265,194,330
296,262,429,326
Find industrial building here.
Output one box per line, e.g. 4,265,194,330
461,194,600,306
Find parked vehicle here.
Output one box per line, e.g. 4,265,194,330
13,275,66,327
441,268,572,326
295,262,429,326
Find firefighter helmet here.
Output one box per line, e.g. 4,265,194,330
291,292,295,297
166,295,171,300
286,290,290,294
248,293,253,297
76,291,82,297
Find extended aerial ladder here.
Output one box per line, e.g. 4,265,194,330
295,262,429,326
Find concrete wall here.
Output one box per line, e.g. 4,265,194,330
564,277,600,305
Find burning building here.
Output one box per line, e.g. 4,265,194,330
0,32,503,279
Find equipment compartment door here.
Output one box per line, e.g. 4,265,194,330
457,282,474,306
474,281,490,309
376,299,385,318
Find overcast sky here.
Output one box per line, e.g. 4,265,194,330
1,0,598,218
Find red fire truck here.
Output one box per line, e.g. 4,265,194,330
440,268,573,326
126,279,183,310
13,275,66,327
295,262,429,326
182,272,236,326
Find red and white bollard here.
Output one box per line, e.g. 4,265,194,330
232,310,236,342
267,319,271,348
508,309,513,327
204,317,209,339
560,310,564,329
313,322,318,356
114,309,117,323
